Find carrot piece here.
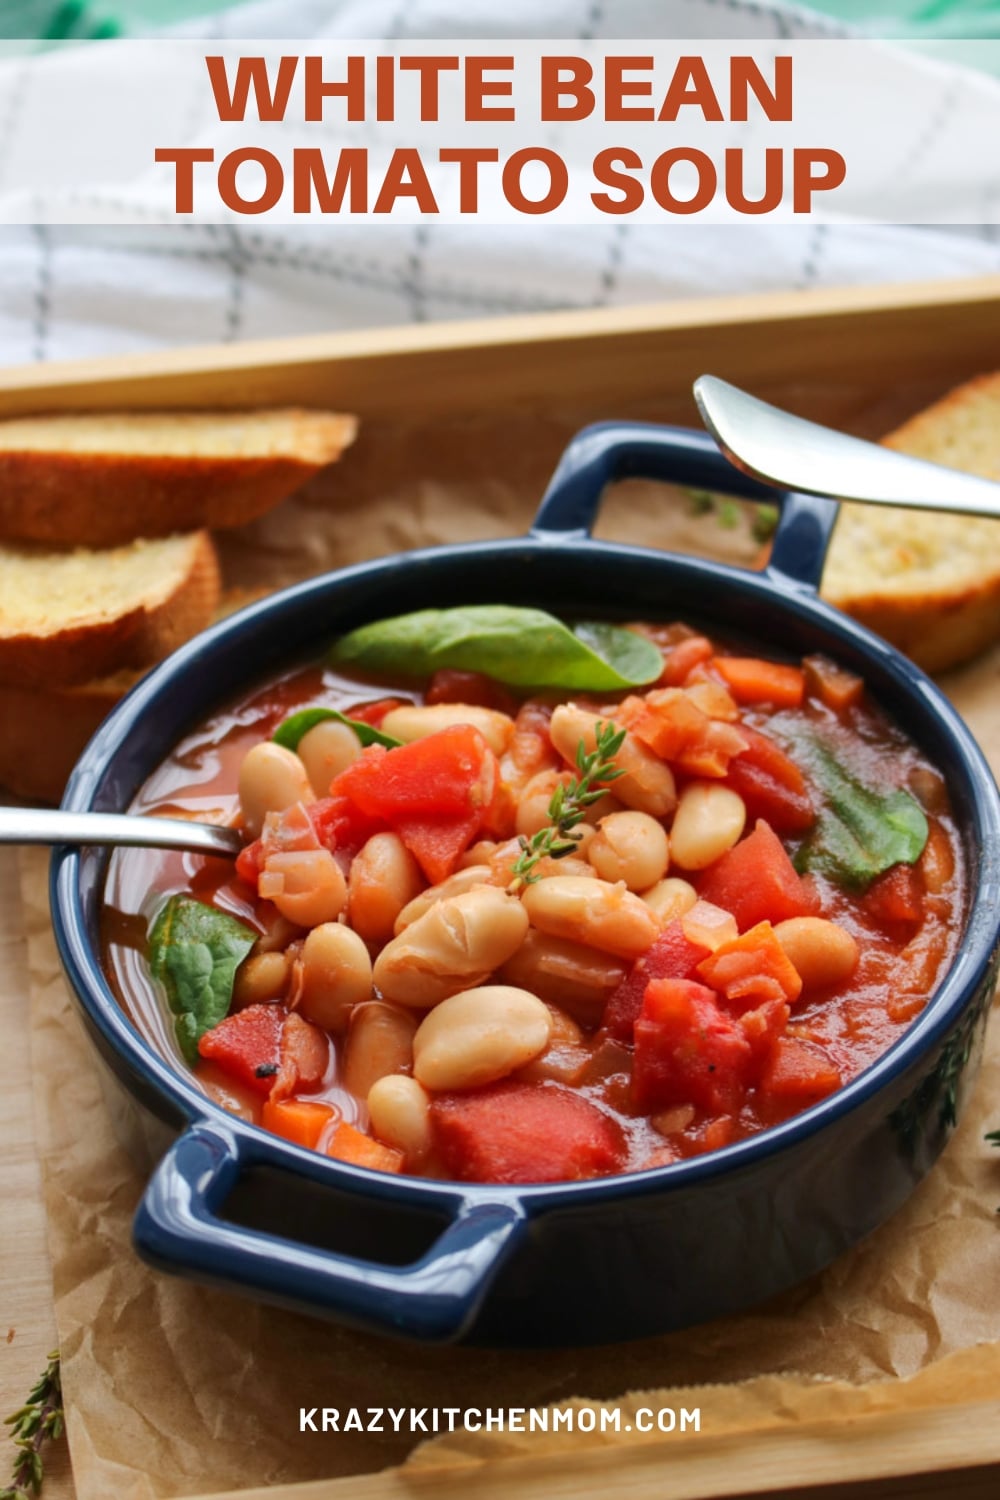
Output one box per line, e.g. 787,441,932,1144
760,1038,842,1102
697,921,803,1011
712,657,806,708
261,1098,337,1150
326,1121,405,1173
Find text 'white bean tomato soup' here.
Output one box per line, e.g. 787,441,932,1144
102,606,966,1185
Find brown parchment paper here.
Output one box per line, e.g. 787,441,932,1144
20,401,1000,1500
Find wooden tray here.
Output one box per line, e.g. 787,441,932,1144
5,274,1000,1500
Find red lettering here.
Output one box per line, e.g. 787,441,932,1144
605,55,654,122
650,149,716,214
293,148,368,213
303,54,366,122
591,148,644,214
155,147,214,213
658,57,724,122
218,147,284,213
439,148,500,212
205,54,298,122
731,55,792,122
399,56,460,121
501,148,568,214
540,55,594,120
373,148,439,213
793,148,846,211
465,56,515,120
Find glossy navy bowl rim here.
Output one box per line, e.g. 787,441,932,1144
48,421,1000,1338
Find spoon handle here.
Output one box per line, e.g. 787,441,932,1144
0,807,243,857
694,375,1000,521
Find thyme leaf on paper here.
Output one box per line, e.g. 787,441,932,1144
2,1352,63,1499
508,721,625,891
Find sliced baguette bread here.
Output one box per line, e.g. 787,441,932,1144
0,530,219,688
0,407,357,547
821,372,1000,673
0,671,135,802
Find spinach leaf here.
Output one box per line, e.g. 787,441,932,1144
149,895,258,1065
273,706,401,752
793,739,928,890
330,605,663,692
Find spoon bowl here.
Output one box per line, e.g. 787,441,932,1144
694,374,1000,520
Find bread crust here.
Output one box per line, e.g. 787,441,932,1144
818,371,1000,673
0,530,220,688
0,410,357,546
0,675,129,802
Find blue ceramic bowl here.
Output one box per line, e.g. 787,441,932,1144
51,423,1000,1347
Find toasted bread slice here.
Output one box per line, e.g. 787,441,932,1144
0,530,220,688
0,587,267,802
821,373,1000,673
0,408,357,546
0,671,134,802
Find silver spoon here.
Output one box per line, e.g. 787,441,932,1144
694,374,1000,520
0,806,242,857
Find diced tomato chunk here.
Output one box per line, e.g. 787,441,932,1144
698,820,816,931
261,1098,337,1150
235,837,265,888
863,863,924,939
431,1081,627,1184
697,921,803,1012
198,1003,286,1097
327,725,500,881
603,919,712,1042
346,697,411,727
331,725,495,821
759,1038,842,1104
426,669,518,716
712,657,805,708
308,794,387,859
633,978,753,1115
394,814,482,885
724,726,816,835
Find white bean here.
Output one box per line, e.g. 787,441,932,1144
297,719,363,796
348,832,424,945
498,930,626,1027
233,950,290,1008
380,702,514,756
549,704,676,817
521,875,658,960
669,781,746,870
298,922,373,1031
587,810,669,891
375,885,529,1008
367,1075,432,1165
342,1001,417,1098
641,877,698,926
238,742,314,838
258,849,347,928
774,917,859,991
393,865,496,933
412,985,552,1091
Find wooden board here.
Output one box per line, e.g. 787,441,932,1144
4,275,1000,1500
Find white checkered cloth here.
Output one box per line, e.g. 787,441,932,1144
0,0,998,364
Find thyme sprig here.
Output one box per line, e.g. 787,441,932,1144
509,720,625,890
2,1353,63,1499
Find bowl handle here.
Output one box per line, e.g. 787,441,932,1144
530,421,839,592
133,1122,526,1343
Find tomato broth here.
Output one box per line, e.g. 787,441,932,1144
102,615,967,1186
